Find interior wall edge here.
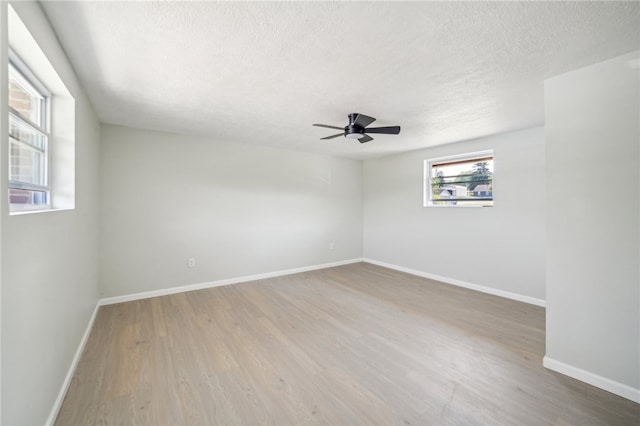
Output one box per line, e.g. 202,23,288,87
363,258,546,307
544,49,639,393
543,356,640,404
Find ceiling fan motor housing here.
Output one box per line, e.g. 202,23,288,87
345,124,365,139
345,113,365,138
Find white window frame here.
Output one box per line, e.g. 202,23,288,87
8,50,51,212
424,150,494,208
7,3,76,215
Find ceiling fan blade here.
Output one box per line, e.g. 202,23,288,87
359,134,374,143
363,126,401,135
353,113,376,128
313,124,344,130
321,133,344,140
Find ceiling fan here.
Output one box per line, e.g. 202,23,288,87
313,113,401,143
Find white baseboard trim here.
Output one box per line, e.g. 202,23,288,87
45,302,100,426
362,258,546,307
99,258,364,306
543,356,640,403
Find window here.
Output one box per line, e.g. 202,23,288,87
8,54,51,210
7,3,74,214
424,151,494,207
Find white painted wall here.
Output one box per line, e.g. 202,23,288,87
0,4,6,422
0,2,101,424
544,51,639,399
99,125,363,298
363,127,546,302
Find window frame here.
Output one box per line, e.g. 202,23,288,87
8,49,52,212
423,150,494,208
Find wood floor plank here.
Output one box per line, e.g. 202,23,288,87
55,263,639,425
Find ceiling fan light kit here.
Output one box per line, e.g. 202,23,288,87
313,113,401,144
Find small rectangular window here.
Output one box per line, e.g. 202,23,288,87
424,151,494,207
8,55,50,210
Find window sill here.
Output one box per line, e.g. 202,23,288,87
425,204,493,208
9,206,73,216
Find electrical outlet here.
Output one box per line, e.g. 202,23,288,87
188,257,196,268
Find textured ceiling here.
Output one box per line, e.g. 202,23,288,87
41,1,639,159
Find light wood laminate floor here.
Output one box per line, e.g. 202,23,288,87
56,263,639,425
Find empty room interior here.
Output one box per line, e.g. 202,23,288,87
1,1,639,425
